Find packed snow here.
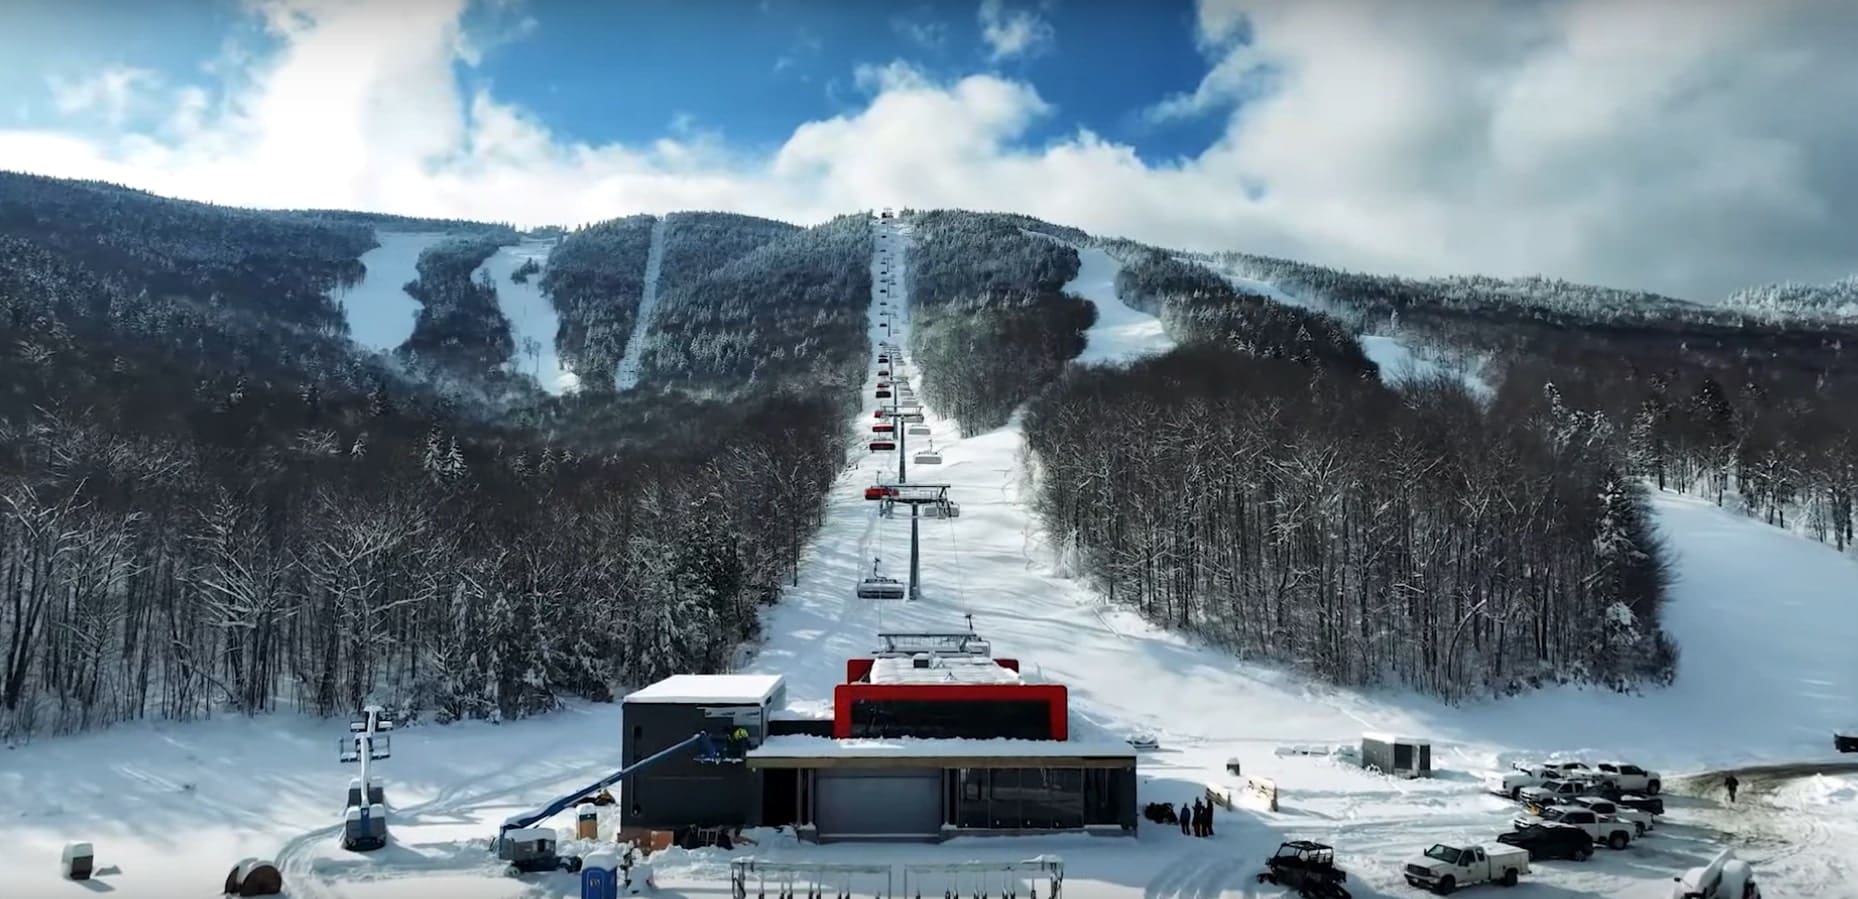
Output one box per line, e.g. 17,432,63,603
623,674,785,705
3,215,1856,899
615,215,668,391
474,238,578,394
333,231,448,353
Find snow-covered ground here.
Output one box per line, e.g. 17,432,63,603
615,215,668,391
333,231,448,352
4,216,1854,898
475,238,578,394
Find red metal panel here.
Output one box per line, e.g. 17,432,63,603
994,659,1019,672
830,683,1067,740
846,658,875,683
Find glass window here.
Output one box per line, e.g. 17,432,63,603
956,769,991,828
849,699,1052,740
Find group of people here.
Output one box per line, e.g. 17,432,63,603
1177,797,1216,837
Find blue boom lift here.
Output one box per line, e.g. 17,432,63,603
494,731,739,873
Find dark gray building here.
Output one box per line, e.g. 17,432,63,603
620,674,786,833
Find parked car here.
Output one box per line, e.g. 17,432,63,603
1567,796,1654,835
1127,732,1159,750
1402,843,1530,893
1518,778,1598,810
1614,793,1666,816
1511,806,1635,850
1594,762,1663,795
1485,765,1560,800
1497,823,1594,862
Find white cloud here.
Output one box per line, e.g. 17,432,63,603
977,0,1054,63
46,66,162,127
892,14,950,51
3,0,1857,301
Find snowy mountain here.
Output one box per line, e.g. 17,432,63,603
4,203,1855,899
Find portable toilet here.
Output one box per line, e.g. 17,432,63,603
61,842,94,880
581,850,620,899
576,803,600,840
1360,733,1431,778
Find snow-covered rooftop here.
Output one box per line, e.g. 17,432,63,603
868,655,1020,685
1362,732,1431,745
749,735,1136,760
624,674,784,705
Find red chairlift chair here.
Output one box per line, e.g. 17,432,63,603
873,423,894,433
870,440,896,451
875,390,891,399
864,486,897,501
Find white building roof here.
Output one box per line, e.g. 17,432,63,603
624,674,785,705
868,655,1021,685
1362,731,1430,746
749,735,1135,760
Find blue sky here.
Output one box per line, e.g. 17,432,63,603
4,0,1227,165
1,0,1853,300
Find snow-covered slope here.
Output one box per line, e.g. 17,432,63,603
614,215,668,391
6,215,1857,899
333,231,448,352
474,238,578,394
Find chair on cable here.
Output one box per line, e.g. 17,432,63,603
855,558,906,600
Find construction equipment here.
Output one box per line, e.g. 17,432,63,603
338,706,393,852
494,731,733,874
1258,842,1351,899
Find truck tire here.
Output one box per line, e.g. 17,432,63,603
1647,780,1661,795
1572,846,1592,862
1608,832,1629,850
1499,868,1518,887
1434,875,1456,895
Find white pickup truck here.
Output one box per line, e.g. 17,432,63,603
1567,795,1655,835
1485,765,1559,800
1402,843,1530,893
1510,806,1636,850
1593,762,1663,795
1517,777,1597,809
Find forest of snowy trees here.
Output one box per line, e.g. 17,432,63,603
1024,346,1676,699
906,211,1091,433
0,176,866,738
538,214,654,387
400,235,513,375
639,215,873,393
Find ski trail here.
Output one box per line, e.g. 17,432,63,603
615,214,668,391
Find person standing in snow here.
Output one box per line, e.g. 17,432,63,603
1202,797,1214,836
1191,798,1206,837
1724,774,1740,803
1179,803,1191,835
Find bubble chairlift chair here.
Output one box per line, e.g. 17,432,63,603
855,558,906,600
913,440,943,466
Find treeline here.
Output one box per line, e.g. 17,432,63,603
1113,249,1374,375
657,212,797,296
640,215,873,394
0,170,372,333
539,215,654,386
0,290,848,737
401,235,513,375
1024,344,1676,700
905,211,1087,433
